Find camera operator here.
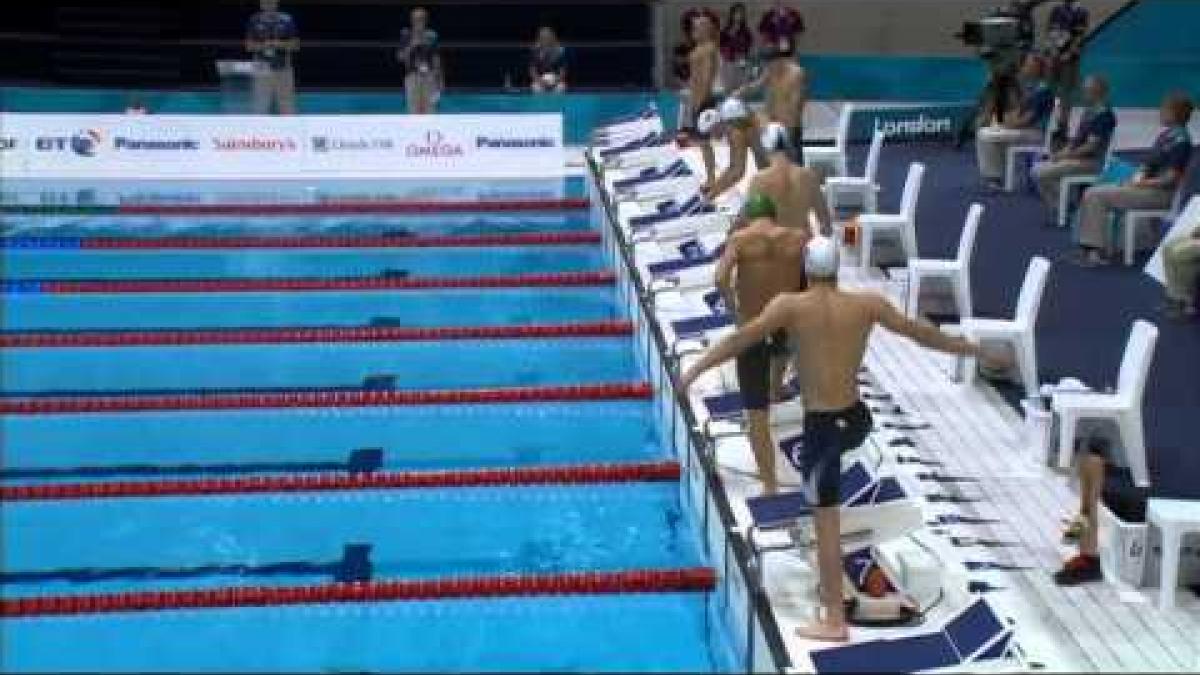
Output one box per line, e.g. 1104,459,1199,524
957,0,1046,146
1042,0,1089,144
976,54,1055,188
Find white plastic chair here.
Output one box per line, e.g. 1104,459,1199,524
1118,176,1189,266
1004,106,1058,192
952,256,1051,397
823,128,885,214
1052,320,1158,487
1056,145,1116,229
806,103,854,178
906,203,984,320
858,162,924,271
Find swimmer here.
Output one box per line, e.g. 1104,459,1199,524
682,14,722,188
733,45,808,165
701,97,769,202
745,124,830,236
715,192,809,495
397,7,443,114
681,237,1005,641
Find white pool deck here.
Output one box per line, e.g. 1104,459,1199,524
583,103,1200,673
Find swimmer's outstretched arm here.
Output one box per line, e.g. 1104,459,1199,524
680,295,790,390
870,294,980,357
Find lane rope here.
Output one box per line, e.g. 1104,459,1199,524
1,232,601,250
0,460,681,502
5,271,614,294
0,382,653,415
0,567,716,617
0,320,634,348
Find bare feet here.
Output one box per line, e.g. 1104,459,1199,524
795,619,849,642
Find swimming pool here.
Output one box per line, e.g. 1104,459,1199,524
0,184,742,672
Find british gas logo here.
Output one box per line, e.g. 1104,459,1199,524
405,131,464,158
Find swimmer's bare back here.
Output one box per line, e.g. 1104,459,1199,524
755,287,977,411
749,163,829,236
765,62,807,129
722,219,807,320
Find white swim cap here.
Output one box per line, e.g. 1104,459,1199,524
718,97,749,123
760,122,791,155
804,236,840,280
696,108,721,134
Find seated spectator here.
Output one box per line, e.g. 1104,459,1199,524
1071,92,1194,267
720,3,754,91
1032,75,1115,222
529,27,567,93
1163,222,1200,320
757,0,804,56
976,54,1054,188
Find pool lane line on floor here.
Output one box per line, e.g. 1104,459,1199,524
2,271,615,295
0,567,715,618
0,232,602,250
0,198,590,217
0,459,681,501
0,382,653,415
0,320,633,348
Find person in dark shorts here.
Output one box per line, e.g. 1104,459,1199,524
715,192,808,495
683,14,722,187
1054,426,1115,585
683,237,1002,642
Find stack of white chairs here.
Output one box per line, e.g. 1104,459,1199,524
823,128,886,215
906,203,984,320
857,162,925,271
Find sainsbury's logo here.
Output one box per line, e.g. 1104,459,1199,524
212,137,298,152
405,131,464,158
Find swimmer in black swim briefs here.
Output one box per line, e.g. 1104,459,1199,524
791,400,873,506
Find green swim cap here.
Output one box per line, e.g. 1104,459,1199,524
742,192,776,220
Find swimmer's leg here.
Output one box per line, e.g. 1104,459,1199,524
747,409,778,495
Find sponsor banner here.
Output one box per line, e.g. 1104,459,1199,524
0,114,563,179
847,103,974,143
0,179,567,208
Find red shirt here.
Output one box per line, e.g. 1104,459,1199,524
758,7,804,50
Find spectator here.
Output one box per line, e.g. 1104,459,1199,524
397,7,443,114
1071,92,1193,267
1044,0,1089,143
976,54,1054,189
1163,223,1200,320
757,0,804,57
124,97,148,115
529,26,567,93
720,3,754,90
1031,74,1115,221
244,0,300,115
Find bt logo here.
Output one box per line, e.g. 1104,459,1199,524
36,129,105,156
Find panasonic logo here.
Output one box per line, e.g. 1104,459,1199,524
114,137,200,151
475,136,557,149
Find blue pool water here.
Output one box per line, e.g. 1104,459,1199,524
1,402,662,476
2,247,606,280
0,192,739,672
1,339,635,394
2,288,620,330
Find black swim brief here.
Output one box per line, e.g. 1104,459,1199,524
735,328,790,410
789,125,805,166
792,400,873,507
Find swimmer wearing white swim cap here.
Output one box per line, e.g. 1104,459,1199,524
744,123,831,237
730,45,809,165
701,96,770,202
681,233,1008,645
